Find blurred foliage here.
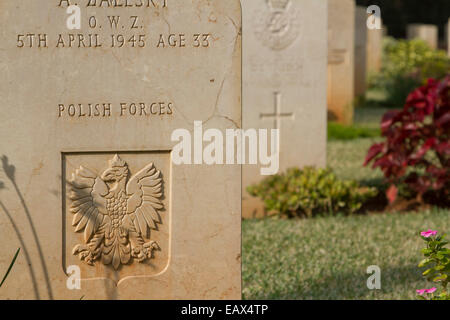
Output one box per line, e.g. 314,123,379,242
370,38,450,107
247,167,377,218
365,77,450,205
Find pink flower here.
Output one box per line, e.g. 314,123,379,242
416,287,437,295
421,229,438,238
416,289,426,295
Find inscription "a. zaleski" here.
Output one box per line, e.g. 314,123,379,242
58,0,168,8
58,102,174,118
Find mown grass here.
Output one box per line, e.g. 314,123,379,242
328,105,388,141
242,208,450,300
327,137,384,186
328,107,386,188
242,106,450,300
327,122,380,141
353,105,390,129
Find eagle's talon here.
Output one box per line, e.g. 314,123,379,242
131,246,145,262
73,244,95,265
132,241,159,261
143,241,160,258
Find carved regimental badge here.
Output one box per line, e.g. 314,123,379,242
253,0,300,51
68,154,163,270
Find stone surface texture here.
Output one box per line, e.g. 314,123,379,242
0,0,241,300
354,6,367,97
446,20,450,56
327,0,355,125
366,16,383,74
407,24,438,49
242,0,328,218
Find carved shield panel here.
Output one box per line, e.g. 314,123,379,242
63,152,171,284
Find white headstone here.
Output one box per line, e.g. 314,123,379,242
446,20,450,56
407,24,438,49
327,0,355,125
242,0,328,218
0,0,242,299
366,16,383,74
355,6,368,97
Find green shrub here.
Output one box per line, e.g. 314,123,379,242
247,167,377,218
370,38,450,107
416,230,450,300
328,122,380,141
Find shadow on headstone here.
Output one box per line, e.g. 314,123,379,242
0,155,54,299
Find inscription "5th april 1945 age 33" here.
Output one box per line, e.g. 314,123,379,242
17,33,212,48
16,2,213,49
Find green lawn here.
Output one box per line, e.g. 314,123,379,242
327,137,384,184
353,106,390,129
327,107,386,185
242,208,450,300
242,106,450,300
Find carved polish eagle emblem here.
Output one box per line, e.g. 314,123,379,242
68,155,163,270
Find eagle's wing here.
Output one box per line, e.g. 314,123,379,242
126,163,163,237
68,166,108,243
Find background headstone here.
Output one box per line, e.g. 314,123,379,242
446,20,450,56
366,17,383,75
327,0,355,125
354,6,368,97
407,24,438,49
242,0,328,218
0,0,241,299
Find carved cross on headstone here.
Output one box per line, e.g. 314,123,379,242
260,92,294,129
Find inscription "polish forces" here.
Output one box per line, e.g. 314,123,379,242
58,102,174,118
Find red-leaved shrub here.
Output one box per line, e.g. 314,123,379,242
364,76,450,204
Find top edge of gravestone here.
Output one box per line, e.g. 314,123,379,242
0,0,242,128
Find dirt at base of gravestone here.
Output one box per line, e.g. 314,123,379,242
362,190,450,215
